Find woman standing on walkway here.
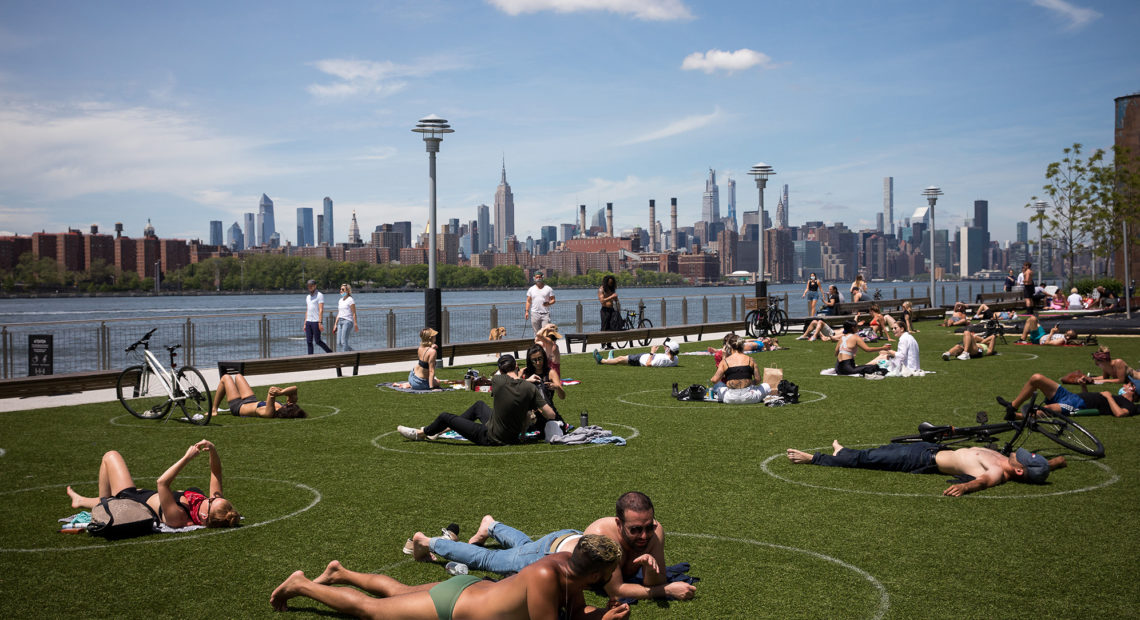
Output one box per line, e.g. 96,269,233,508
802,272,822,316
332,283,359,351
598,274,619,349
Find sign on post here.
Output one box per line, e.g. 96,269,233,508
28,334,53,376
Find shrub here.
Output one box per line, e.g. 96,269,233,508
1072,276,1123,296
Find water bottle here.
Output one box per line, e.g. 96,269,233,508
445,562,468,576
580,411,589,428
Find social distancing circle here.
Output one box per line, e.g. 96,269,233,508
0,476,321,553
616,388,826,408
371,423,639,456
760,445,1119,498
109,404,341,428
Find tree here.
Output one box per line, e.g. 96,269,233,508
1086,146,1140,276
1030,143,1096,287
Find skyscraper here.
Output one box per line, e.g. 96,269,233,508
1017,221,1029,244
973,200,988,234
394,221,412,248
296,207,314,246
243,213,257,247
701,168,720,223
322,197,334,245
227,222,244,251
209,220,223,246
726,177,737,230
317,214,324,245
781,184,789,228
258,194,276,249
476,204,491,254
883,177,894,237
494,160,515,251
348,211,361,244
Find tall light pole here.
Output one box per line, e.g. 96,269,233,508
922,186,942,306
1033,200,1048,278
412,115,454,346
748,163,775,299
154,260,161,294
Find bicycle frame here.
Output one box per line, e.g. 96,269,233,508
127,342,188,407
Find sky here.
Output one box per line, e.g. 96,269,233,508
0,0,1137,247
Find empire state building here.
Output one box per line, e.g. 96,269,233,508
494,160,515,251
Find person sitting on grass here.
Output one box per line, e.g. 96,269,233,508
709,334,779,404
867,304,898,343
835,320,890,376
997,373,1140,418
66,440,241,528
941,330,998,361
1017,315,1077,345
409,492,696,603
939,302,970,327
398,354,558,445
409,327,441,390
868,321,920,373
595,340,679,367
211,373,305,418
786,440,1066,496
270,534,630,619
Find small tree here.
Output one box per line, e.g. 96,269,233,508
1030,143,1096,288
1086,145,1140,277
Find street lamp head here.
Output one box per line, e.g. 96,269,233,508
922,185,943,206
1033,200,1049,215
748,163,775,179
412,115,455,137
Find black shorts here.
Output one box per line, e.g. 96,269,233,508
1023,285,1035,299
627,355,643,367
228,395,259,415
114,486,158,504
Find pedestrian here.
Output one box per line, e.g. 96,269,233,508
304,279,332,354
598,274,619,349
802,272,822,316
332,283,358,351
525,272,556,336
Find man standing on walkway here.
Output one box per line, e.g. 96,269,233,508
526,271,556,335
303,279,332,354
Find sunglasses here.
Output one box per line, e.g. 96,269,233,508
625,524,653,535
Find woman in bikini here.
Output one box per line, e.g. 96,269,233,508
409,327,440,390
710,334,776,403
534,324,563,377
211,373,306,418
835,320,890,376
66,440,241,528
850,274,868,303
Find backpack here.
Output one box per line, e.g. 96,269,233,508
777,379,800,404
672,383,708,401
88,497,159,539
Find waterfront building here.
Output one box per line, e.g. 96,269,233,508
209,220,223,246
1114,93,1140,284
702,168,720,223
725,177,736,231
296,208,314,247
258,194,276,249
1016,221,1028,244
494,161,515,251
227,222,244,251
765,227,794,283
793,239,822,280
348,211,361,244
322,197,334,245
883,177,893,237
244,213,257,247
476,204,491,253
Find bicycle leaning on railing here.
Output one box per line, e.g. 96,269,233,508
890,395,1104,458
745,297,789,339
116,328,213,425
612,304,653,349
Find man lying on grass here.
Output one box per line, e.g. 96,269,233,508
271,534,630,619
998,373,1140,418
408,491,696,601
594,340,679,367
786,441,1065,496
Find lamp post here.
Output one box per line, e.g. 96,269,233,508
412,115,454,346
154,261,161,294
748,163,775,299
922,186,942,306
1033,200,1048,278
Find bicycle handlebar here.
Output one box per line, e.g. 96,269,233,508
124,328,158,352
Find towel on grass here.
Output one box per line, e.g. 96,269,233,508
376,380,465,393
550,425,626,445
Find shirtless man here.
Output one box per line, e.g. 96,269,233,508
410,491,696,601
786,440,1065,496
270,534,629,619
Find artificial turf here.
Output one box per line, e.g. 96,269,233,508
1,328,1138,619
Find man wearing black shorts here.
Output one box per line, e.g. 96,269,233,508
998,373,1140,418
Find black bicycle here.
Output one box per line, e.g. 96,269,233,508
613,305,653,349
116,328,212,425
890,395,1104,458
745,297,788,338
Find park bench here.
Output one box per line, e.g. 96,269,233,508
806,297,940,327
562,320,746,353
0,369,121,399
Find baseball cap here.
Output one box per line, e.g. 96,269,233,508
1014,448,1050,484
665,341,680,354
306,279,317,285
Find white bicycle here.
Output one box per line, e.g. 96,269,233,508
116,328,212,425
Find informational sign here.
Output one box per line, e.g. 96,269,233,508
28,334,53,376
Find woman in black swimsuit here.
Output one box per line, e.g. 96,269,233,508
211,373,305,418
802,273,822,316
409,328,440,390
66,440,240,528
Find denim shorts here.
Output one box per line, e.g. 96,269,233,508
408,369,432,390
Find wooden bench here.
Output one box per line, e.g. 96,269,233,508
0,369,122,399
807,297,940,327
975,290,1022,304
562,321,746,353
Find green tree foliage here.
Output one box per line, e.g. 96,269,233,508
1030,143,1095,287
1086,146,1140,276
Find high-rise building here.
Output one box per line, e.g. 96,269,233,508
258,194,276,248
780,184,789,228
227,222,244,251
876,213,884,233
394,221,412,249
476,204,491,254
973,200,988,234
296,208,314,246
243,213,257,247
209,220,223,246
322,197,334,245
348,211,361,244
540,226,557,253
726,177,737,229
960,226,986,278
559,223,576,244
494,160,515,251
317,214,324,245
701,168,720,223
776,199,787,229
1016,221,1029,244
882,177,894,237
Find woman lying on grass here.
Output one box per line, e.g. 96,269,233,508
211,373,306,418
67,440,241,528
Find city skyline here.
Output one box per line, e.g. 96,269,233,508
0,1,1137,246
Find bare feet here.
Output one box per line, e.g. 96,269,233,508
786,449,814,464
832,439,844,454
270,570,308,612
66,486,88,509
468,515,496,545
411,532,434,562
314,560,343,586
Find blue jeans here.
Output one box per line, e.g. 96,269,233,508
430,522,580,574
811,442,943,474
335,318,354,351
305,321,331,354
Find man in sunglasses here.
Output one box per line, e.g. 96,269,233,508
408,491,696,601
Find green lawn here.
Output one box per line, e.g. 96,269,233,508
2,329,1138,618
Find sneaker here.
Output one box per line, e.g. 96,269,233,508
671,382,680,398
607,349,614,359
957,352,970,361
398,425,423,441
593,350,602,364
441,523,460,541
942,352,950,361
795,335,808,341
863,373,885,380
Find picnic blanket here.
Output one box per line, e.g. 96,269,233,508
57,511,204,534
819,367,932,377
376,380,473,393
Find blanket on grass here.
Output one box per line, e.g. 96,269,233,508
819,367,932,377
58,511,204,534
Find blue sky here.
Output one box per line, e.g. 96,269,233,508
0,0,1136,246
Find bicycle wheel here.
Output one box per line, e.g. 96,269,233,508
116,365,172,420
613,319,629,349
1033,413,1105,457
769,309,789,336
636,319,653,347
745,310,762,338
175,366,212,426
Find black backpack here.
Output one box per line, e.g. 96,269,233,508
777,380,800,404
672,383,708,402
88,497,159,539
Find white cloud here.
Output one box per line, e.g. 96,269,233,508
681,49,773,74
621,107,722,145
1032,0,1101,29
306,56,463,100
488,0,693,21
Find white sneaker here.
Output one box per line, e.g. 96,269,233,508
957,352,971,361
398,425,423,441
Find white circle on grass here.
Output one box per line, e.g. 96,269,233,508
372,423,639,455
110,404,341,428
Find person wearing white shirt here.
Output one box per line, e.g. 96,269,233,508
304,279,332,354
333,283,359,351
1067,288,1084,310
524,272,556,335
886,322,921,372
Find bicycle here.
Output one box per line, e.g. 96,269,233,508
612,304,653,349
890,395,1104,458
116,328,213,425
745,297,788,338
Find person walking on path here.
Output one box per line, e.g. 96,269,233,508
526,272,556,336
332,283,358,351
598,274,619,349
802,272,822,316
304,279,332,354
